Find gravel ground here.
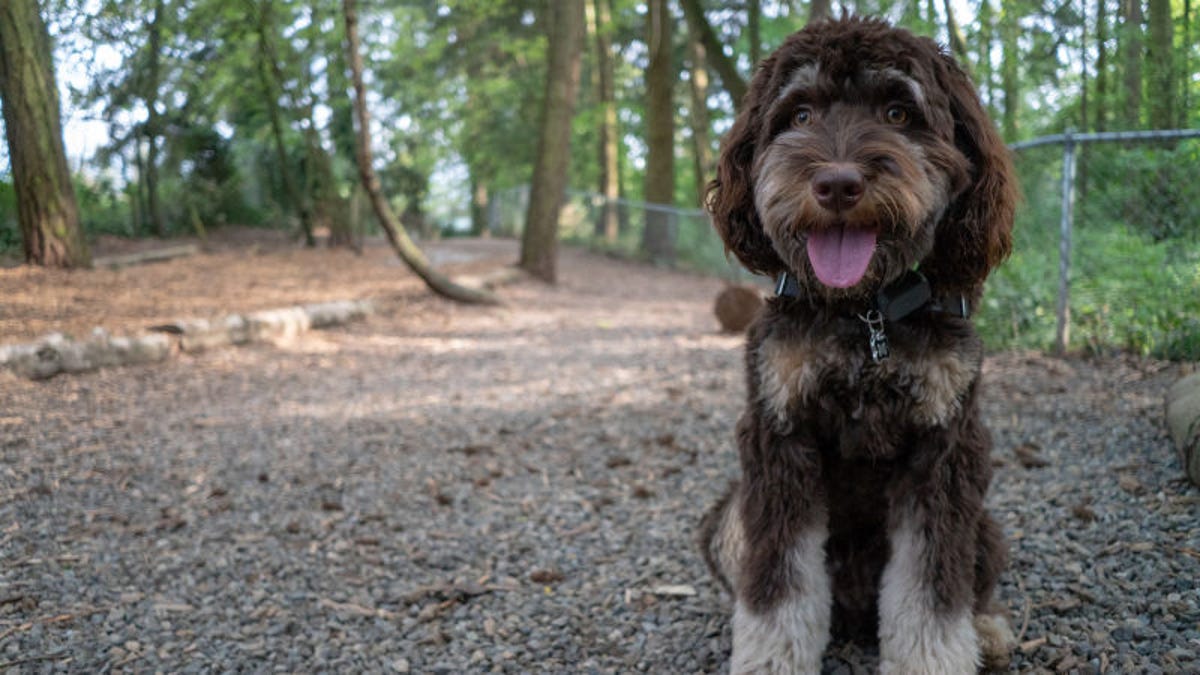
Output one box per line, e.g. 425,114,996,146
1,239,1197,673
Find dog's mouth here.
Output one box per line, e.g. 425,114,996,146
805,224,878,289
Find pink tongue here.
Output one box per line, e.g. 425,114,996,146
806,226,877,289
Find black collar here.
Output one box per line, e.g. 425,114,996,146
775,269,970,321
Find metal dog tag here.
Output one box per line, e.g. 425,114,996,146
860,309,889,362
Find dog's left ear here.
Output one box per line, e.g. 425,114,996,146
706,58,787,277
923,55,1018,297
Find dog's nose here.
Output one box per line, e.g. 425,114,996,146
812,166,865,212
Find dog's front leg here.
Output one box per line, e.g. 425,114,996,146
878,467,985,674
728,425,831,675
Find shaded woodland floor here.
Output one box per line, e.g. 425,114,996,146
1,233,1197,672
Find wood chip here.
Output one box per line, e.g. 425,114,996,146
529,569,565,584
1013,442,1050,468
649,584,697,597
1020,636,1048,653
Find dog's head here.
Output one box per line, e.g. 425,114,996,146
708,16,1016,303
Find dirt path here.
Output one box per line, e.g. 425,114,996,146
1,235,1196,672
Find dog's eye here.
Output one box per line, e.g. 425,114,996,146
885,106,909,125
794,107,814,127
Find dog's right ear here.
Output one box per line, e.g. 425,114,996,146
706,66,786,277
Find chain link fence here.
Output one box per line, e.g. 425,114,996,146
988,129,1200,359
490,129,1200,359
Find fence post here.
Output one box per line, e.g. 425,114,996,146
1055,130,1077,354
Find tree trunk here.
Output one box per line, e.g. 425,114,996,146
679,0,747,108
641,0,676,264
747,0,761,65
1147,0,1175,129
519,0,586,283
976,0,995,112
309,0,355,249
470,179,490,236
256,0,316,246
1120,0,1144,129
1096,0,1110,131
591,0,620,242
687,36,714,207
809,0,832,24
0,0,90,267
144,0,166,237
942,0,972,69
1185,0,1192,121
343,0,498,304
1000,0,1020,140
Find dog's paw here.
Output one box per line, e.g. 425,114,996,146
974,611,1016,672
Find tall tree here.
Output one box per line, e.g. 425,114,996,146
519,0,586,282
680,0,747,108
343,0,496,304
591,0,620,242
1096,0,1111,131
747,0,762,65
942,0,971,67
976,0,996,113
640,0,675,263
1120,0,1144,128
809,0,832,24
687,34,714,207
254,0,314,246
0,0,91,267
1147,0,1176,128
1000,0,1021,140
143,0,166,236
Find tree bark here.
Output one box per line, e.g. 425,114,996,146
1147,0,1175,129
309,0,355,249
1185,0,1192,121
256,0,316,246
519,0,586,283
144,0,166,237
679,0,747,109
942,0,972,69
342,0,498,304
470,178,490,236
1096,0,1110,132
687,35,714,207
1000,0,1020,140
747,0,761,65
977,0,996,113
641,0,676,264
0,0,90,267
1120,0,1144,129
591,0,620,242
809,0,832,24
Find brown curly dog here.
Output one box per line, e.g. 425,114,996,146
698,16,1018,674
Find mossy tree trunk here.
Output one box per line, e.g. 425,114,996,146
0,0,91,268
641,0,676,264
591,0,620,242
519,0,586,283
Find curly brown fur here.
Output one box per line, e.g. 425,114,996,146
699,16,1016,674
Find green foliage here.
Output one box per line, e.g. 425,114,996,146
73,175,133,237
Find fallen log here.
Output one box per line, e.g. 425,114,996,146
93,244,200,269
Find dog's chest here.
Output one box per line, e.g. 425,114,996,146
755,327,979,433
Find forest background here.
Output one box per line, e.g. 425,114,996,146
1,0,1199,357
